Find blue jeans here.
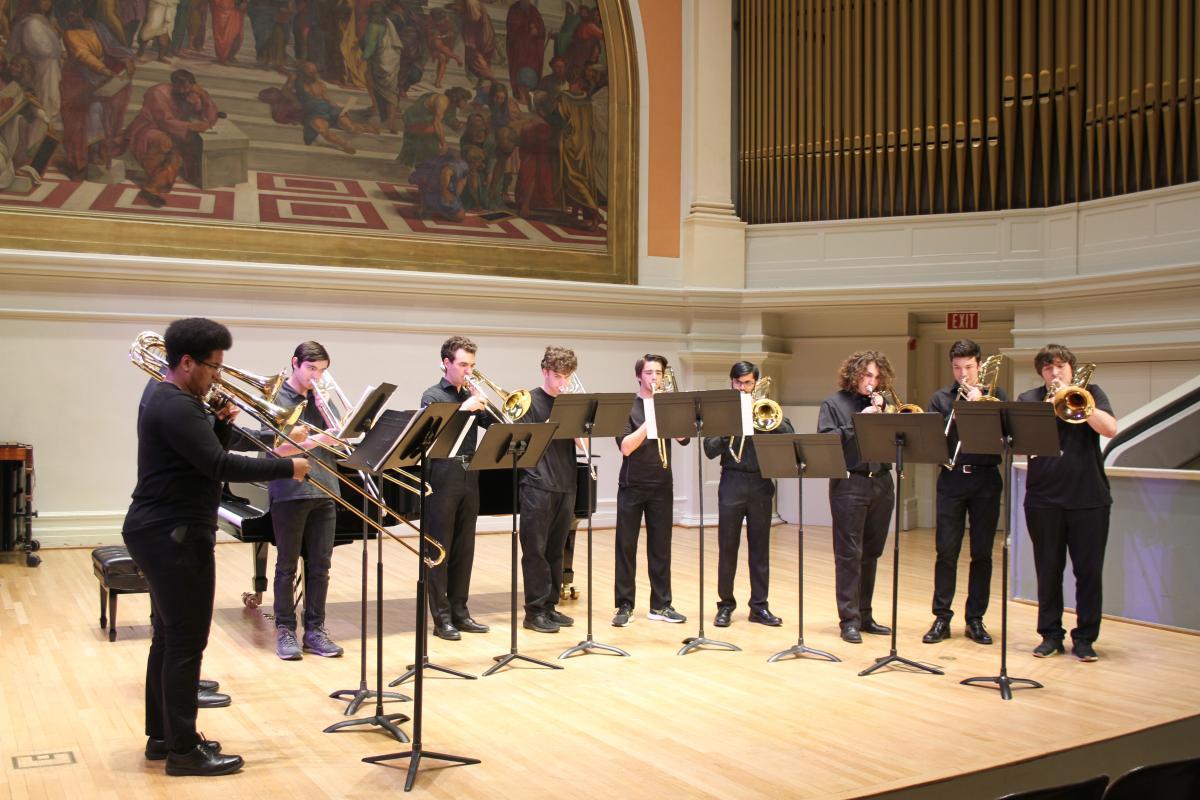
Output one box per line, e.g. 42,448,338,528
271,498,336,632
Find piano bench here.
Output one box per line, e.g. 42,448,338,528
91,546,149,642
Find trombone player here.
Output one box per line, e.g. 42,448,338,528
922,340,1007,646
1017,344,1117,662
703,361,793,628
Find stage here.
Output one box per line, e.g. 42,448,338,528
2,525,1198,799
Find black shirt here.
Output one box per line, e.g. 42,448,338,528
817,389,891,474
125,382,294,535
519,387,577,493
1017,383,1114,509
926,383,1009,467
703,416,795,475
420,377,495,460
615,396,690,488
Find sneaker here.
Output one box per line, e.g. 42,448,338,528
303,628,344,657
523,613,559,634
1032,637,1065,658
1071,640,1099,662
612,605,633,627
547,609,574,627
648,606,686,623
275,628,302,661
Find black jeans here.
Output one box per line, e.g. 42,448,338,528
613,482,674,611
828,472,894,628
271,498,336,632
716,471,775,613
424,460,480,624
123,524,215,753
932,466,1002,623
519,483,575,616
1025,505,1110,644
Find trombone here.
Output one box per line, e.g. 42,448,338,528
560,372,598,480
944,354,1005,469
1047,363,1097,423
872,386,924,414
447,364,532,423
653,366,678,469
731,375,784,463
130,332,445,568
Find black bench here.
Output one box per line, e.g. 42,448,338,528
91,546,149,641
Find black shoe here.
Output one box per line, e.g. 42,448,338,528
922,618,950,644
197,679,220,693
523,613,559,634
164,743,243,776
452,616,490,634
840,625,862,644
432,622,461,641
713,606,733,628
146,738,221,761
965,619,993,645
1033,637,1065,658
546,609,574,627
196,689,231,708
861,618,891,636
748,608,782,627
1071,640,1099,662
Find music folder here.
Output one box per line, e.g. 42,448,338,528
338,402,460,473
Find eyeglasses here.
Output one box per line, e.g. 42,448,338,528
198,360,223,375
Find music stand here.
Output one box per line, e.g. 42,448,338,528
360,402,480,790
471,422,562,676
957,401,1060,700
754,433,845,664
552,392,636,659
654,390,745,655
853,412,950,677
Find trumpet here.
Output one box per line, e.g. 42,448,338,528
653,366,678,469
130,332,445,568
731,375,783,463
944,354,1006,469
1047,363,1097,424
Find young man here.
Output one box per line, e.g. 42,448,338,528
611,354,688,627
816,350,895,644
420,335,494,640
519,345,580,633
123,318,307,776
267,341,344,661
1018,344,1117,662
922,340,1007,646
703,361,794,628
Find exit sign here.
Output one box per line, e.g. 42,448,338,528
947,311,979,330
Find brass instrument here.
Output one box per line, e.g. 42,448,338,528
878,387,924,414
560,372,598,480
731,375,784,463
945,354,1006,468
653,366,678,469
456,365,532,423
1047,363,1097,424
130,332,445,567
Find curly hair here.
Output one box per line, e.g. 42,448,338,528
164,317,232,369
440,335,477,362
541,345,577,374
836,350,894,393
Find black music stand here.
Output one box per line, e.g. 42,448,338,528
325,408,418,741
359,402,480,790
957,401,1060,700
754,433,845,664
853,412,950,677
552,392,635,659
471,422,562,676
654,389,745,655
389,408,478,686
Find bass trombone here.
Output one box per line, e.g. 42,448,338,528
1047,363,1097,423
945,354,1005,469
451,365,532,423
653,366,678,469
731,375,783,463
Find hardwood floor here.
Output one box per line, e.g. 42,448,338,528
3,525,1198,799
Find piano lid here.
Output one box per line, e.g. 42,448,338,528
1103,375,1200,470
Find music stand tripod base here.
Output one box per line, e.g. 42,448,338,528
678,636,741,656
330,685,410,717
324,711,411,742
560,639,630,659
484,650,563,676
961,673,1044,701
768,640,840,663
858,653,944,677
363,745,481,793
390,659,477,686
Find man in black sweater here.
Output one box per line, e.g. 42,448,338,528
123,318,308,776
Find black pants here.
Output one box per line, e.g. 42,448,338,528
828,472,893,628
613,483,674,610
716,471,775,613
932,466,1002,623
424,460,480,624
123,524,215,753
1025,505,1110,644
519,483,576,615
271,498,336,632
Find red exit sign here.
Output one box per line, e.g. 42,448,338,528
947,311,979,330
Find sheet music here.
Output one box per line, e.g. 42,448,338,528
644,395,659,440
447,416,476,458
339,384,376,439
740,392,754,436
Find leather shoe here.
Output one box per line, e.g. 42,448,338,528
146,737,221,761
840,625,862,644
748,608,782,627
861,618,891,635
965,619,993,645
165,743,243,776
196,689,231,708
452,616,490,634
523,613,559,634
432,622,461,641
197,679,219,693
922,618,950,644
713,606,733,628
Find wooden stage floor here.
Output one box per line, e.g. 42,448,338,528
2,525,1198,799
